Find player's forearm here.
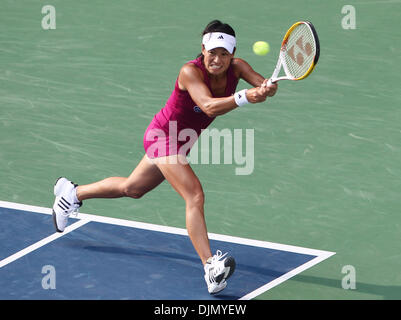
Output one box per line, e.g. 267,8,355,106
201,96,238,118
202,84,277,117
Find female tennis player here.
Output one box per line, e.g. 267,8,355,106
52,20,277,294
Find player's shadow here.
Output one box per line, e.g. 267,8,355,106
64,239,241,299
64,239,201,264
81,241,241,299
91,245,199,263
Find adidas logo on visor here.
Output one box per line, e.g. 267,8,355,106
202,32,236,54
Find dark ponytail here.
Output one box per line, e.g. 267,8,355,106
197,20,236,58
202,20,236,37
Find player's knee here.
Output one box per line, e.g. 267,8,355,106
187,189,205,208
122,185,145,199
130,192,144,199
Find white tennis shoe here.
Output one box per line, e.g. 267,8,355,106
204,250,236,294
52,177,82,232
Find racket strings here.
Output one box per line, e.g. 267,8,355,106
283,24,316,79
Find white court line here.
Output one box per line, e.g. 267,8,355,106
0,200,335,299
0,219,90,268
239,253,334,300
0,200,52,215
0,200,333,257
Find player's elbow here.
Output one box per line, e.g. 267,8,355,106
200,102,217,118
205,109,217,118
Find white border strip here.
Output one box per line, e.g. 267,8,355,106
0,200,335,299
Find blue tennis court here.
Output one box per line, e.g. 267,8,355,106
0,201,334,300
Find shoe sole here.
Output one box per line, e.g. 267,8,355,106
52,177,65,233
52,210,63,233
224,256,236,280
215,256,236,284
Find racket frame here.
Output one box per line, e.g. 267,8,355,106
267,21,320,85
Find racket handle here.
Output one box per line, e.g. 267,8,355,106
262,78,276,87
267,78,276,85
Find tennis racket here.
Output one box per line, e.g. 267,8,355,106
264,21,320,86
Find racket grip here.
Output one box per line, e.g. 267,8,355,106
262,78,275,87
267,78,275,85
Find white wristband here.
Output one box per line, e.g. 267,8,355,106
234,89,249,107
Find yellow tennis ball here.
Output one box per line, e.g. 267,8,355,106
253,41,270,56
